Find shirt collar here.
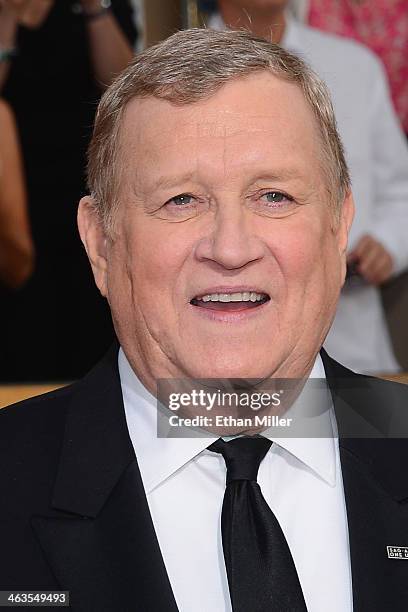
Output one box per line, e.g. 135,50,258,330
119,349,337,492
119,349,212,493
268,355,337,487
206,13,225,32
280,14,304,54
207,11,303,55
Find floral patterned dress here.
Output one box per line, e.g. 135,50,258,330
308,0,408,132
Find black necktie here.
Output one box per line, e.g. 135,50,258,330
208,436,307,612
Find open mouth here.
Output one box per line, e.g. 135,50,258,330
190,291,270,312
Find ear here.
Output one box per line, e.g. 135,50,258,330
77,196,108,298
335,190,355,280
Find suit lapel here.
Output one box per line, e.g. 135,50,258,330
321,350,408,611
31,344,178,612
339,443,408,611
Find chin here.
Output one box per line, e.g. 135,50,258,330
183,353,273,380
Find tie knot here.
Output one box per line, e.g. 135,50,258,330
208,436,272,483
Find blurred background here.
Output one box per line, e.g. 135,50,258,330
1,0,407,405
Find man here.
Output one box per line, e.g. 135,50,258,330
1,28,408,612
209,0,408,374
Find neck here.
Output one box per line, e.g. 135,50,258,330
218,2,286,44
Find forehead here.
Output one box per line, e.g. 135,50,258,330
119,72,321,188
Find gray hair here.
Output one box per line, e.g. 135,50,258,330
87,27,350,233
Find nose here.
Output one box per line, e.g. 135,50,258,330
195,203,265,270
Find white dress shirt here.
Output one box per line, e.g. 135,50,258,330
209,14,408,373
119,348,353,612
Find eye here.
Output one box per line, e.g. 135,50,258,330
157,192,208,221
261,191,291,204
166,193,194,206
248,189,297,217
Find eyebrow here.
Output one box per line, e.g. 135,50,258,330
149,168,304,192
249,170,304,183
150,172,198,191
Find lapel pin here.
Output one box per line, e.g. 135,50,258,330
387,546,408,559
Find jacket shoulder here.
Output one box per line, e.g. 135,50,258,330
0,381,76,439
300,23,380,65
0,384,81,501
297,22,386,88
0,342,120,433
0,344,120,490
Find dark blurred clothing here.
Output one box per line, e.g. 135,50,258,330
0,0,137,382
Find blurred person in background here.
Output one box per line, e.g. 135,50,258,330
0,0,137,381
289,0,408,371
208,0,408,374
0,98,33,289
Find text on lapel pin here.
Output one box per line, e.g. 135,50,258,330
387,546,408,559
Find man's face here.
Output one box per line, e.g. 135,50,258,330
79,72,353,387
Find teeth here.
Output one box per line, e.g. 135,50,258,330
197,292,267,303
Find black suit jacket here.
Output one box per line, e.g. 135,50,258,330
1,344,408,611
